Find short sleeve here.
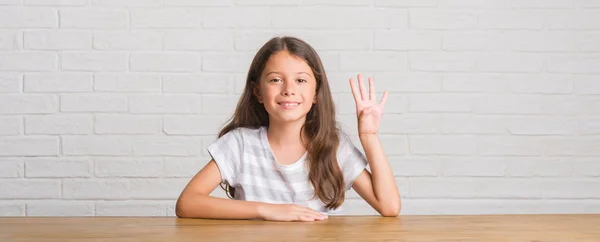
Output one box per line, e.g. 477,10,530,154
338,134,369,191
206,129,243,185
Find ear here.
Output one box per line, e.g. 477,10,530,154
252,82,263,103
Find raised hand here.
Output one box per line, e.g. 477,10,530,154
349,74,388,136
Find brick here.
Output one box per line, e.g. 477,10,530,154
0,116,21,135
371,73,442,93
62,136,132,155
93,31,162,50
507,31,574,52
378,135,408,155
341,52,406,71
474,94,541,114
234,30,277,50
375,31,441,51
94,73,162,93
0,203,24,216
376,0,437,7
543,137,600,156
0,31,19,50
443,31,510,51
129,94,202,114
408,94,473,112
506,116,576,135
27,201,94,216
505,157,573,177
546,54,600,74
63,179,129,199
282,31,371,51
201,95,238,115
24,30,91,50
409,178,542,198
410,135,477,155
128,179,188,199
25,114,93,135
236,0,300,5
388,156,439,177
571,158,600,177
409,52,477,72
440,157,506,177
95,157,163,177
25,157,92,178
25,0,87,5
62,52,127,71
441,114,505,134
163,74,231,94
402,199,600,215
164,157,209,178
442,73,509,93
202,53,254,72
133,136,204,156
165,30,232,50
336,8,407,29
577,97,600,115
130,52,201,72
576,32,600,51
24,73,93,93
509,74,572,94
541,96,578,115
131,9,201,28
479,11,545,30
95,114,161,134
0,73,21,93
93,0,161,7
304,0,371,6
60,94,128,112
0,158,23,177
271,8,336,29
60,9,128,29
203,7,270,28
163,115,229,135
478,53,544,73
379,114,440,134
0,137,58,156
0,179,61,199
165,0,230,6
0,7,57,28
541,180,600,198
439,0,572,8
0,94,57,114
547,10,600,30
0,52,57,71
96,202,167,216
409,10,477,29
578,117,600,135
478,136,542,156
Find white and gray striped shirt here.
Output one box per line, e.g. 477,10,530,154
207,126,368,215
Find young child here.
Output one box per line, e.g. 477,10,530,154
176,36,400,221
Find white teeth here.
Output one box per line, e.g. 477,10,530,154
280,103,299,107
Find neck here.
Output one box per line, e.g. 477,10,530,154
266,118,307,147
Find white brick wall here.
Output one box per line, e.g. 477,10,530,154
0,0,599,217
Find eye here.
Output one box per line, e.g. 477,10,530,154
270,78,282,83
297,79,307,83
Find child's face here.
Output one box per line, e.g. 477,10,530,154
255,50,317,124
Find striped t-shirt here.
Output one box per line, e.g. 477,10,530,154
207,126,368,215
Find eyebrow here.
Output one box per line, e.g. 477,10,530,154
266,72,312,77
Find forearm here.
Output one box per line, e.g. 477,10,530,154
359,134,401,214
176,194,266,219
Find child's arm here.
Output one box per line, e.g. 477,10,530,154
348,74,401,217
352,135,401,217
176,160,327,221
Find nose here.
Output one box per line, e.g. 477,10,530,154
282,81,296,96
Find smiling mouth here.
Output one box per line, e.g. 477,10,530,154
278,102,300,107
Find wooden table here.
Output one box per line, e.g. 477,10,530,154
1,215,599,241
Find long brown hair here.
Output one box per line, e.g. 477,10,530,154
217,36,345,210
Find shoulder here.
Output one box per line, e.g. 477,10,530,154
220,126,263,144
